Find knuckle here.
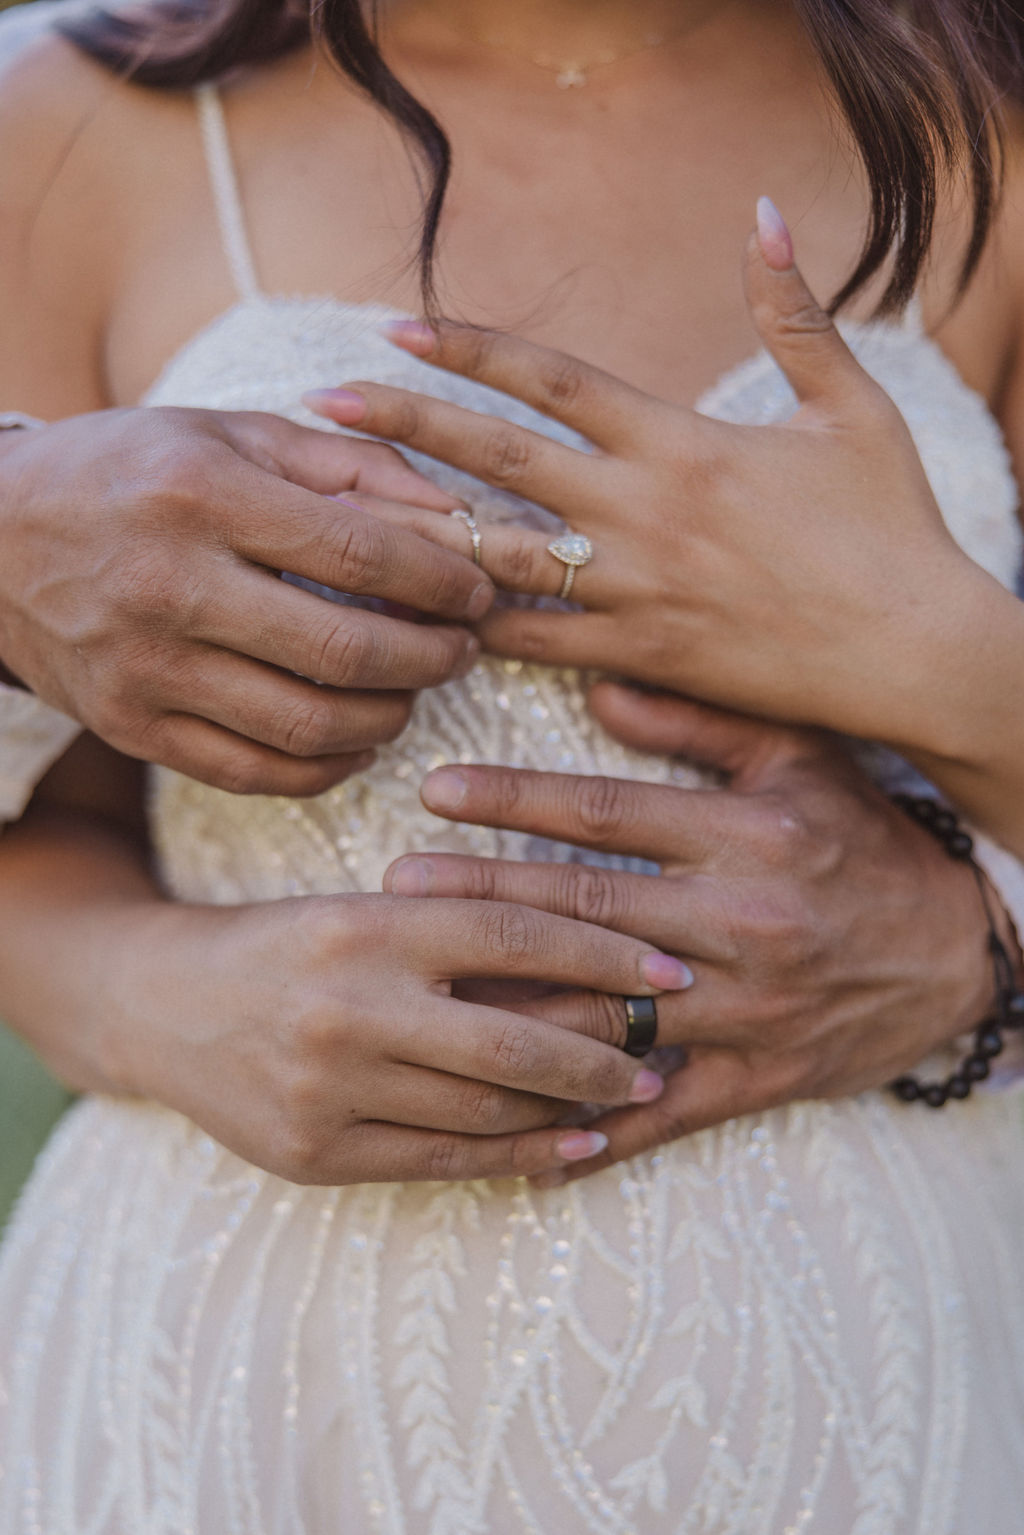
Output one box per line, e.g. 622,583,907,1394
572,775,632,844
329,513,389,592
772,299,833,341
212,747,278,797
457,1078,510,1133
390,397,424,442
275,695,335,758
477,902,537,966
310,617,373,685
490,1017,540,1079
757,798,813,865
481,426,532,487
423,1133,467,1182
500,536,543,590
561,863,621,928
537,353,586,413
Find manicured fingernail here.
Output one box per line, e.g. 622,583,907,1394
454,635,481,678
756,196,794,271
379,319,437,355
629,1069,665,1104
532,1169,569,1190
641,953,694,991
388,857,434,896
301,388,367,422
466,580,494,621
556,1130,608,1162
421,767,468,814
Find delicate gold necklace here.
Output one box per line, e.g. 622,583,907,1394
440,17,692,89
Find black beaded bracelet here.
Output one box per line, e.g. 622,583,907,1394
889,794,1024,1108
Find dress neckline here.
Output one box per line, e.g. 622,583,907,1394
139,290,948,428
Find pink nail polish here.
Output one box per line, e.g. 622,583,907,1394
388,857,433,897
556,1130,608,1162
756,196,795,272
379,319,437,355
641,953,694,991
301,388,368,422
421,768,468,814
629,1068,665,1104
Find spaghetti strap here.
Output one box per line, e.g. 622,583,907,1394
195,82,262,303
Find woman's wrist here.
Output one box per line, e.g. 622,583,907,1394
879,555,1023,765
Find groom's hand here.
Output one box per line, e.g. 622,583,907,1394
0,406,492,795
385,685,996,1182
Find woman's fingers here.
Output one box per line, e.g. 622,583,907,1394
325,1119,613,1186
342,492,614,604
376,319,668,454
474,604,623,671
746,199,877,414
531,1049,802,1188
302,383,603,513
416,763,754,863
587,682,828,779
405,995,667,1108
371,1061,568,1136
224,410,463,509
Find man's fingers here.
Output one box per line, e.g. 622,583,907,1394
474,606,622,671
534,1050,799,1186
417,763,747,863
746,201,875,413
375,319,669,454
225,410,461,510
200,568,481,690
222,470,494,623
160,649,414,759
124,713,374,797
386,853,710,954
413,897,692,996
302,382,602,513
587,682,825,781
341,493,614,605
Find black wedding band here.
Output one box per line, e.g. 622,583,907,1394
622,995,658,1057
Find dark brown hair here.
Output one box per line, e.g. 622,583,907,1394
61,0,1024,314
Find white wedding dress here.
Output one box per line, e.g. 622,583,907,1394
3,83,1024,1535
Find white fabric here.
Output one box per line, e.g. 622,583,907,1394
0,681,79,823
3,80,1024,1534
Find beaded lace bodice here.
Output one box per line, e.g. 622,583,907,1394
3,83,1024,1535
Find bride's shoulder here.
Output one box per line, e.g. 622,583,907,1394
0,9,196,226
0,8,198,413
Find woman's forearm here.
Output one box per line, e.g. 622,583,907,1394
0,807,167,1093
887,561,1024,854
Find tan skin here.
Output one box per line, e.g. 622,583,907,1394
0,0,1021,1182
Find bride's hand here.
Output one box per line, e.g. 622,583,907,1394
383,686,1002,1185
304,201,992,755
106,889,690,1185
